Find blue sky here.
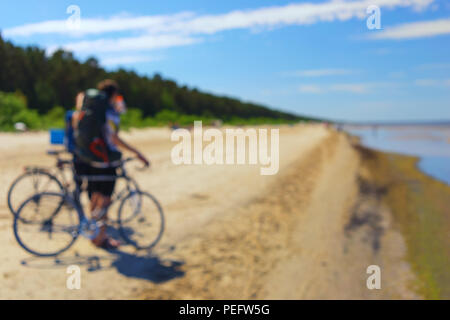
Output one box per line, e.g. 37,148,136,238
1,0,449,122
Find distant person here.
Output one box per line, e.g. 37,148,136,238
72,91,85,126
169,121,180,130
64,92,84,153
14,122,27,132
73,80,149,249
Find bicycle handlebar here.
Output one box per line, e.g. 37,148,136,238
46,151,150,171
121,157,150,171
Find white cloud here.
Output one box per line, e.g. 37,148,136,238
3,12,195,37
284,68,358,77
46,34,201,55
2,0,436,56
298,82,398,94
330,83,371,93
299,83,372,94
415,78,450,87
4,0,435,38
415,62,450,70
388,71,406,78
370,18,450,39
415,78,438,86
299,85,324,94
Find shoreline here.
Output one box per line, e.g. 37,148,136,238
353,138,450,299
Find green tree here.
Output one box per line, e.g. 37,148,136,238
0,32,315,131
0,91,41,130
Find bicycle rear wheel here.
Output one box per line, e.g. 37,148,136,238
7,170,64,215
118,191,164,250
14,192,81,257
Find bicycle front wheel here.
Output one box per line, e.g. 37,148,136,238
7,170,64,215
14,192,81,257
118,191,164,250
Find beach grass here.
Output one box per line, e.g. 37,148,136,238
361,148,450,299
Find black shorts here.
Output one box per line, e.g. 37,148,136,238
74,161,117,198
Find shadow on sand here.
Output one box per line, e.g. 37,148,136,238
20,247,185,284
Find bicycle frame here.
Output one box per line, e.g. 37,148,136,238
28,152,140,214
13,156,161,257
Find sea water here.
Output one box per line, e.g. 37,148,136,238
344,125,450,185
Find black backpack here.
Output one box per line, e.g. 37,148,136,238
74,89,122,165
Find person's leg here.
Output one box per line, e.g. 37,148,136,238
76,161,108,241
91,194,120,247
90,192,102,213
86,165,107,245
90,167,119,248
89,190,106,246
91,194,108,242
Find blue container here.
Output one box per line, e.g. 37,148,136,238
50,129,65,145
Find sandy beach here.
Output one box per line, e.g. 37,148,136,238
0,125,426,299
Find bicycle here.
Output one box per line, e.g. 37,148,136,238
13,158,164,257
7,150,140,222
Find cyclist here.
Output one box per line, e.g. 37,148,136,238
73,80,149,249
